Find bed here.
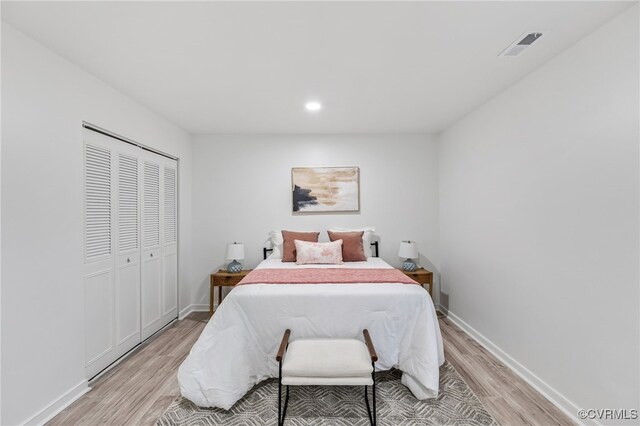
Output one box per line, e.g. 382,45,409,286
178,247,444,410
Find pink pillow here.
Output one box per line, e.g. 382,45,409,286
282,230,321,262
294,240,344,265
327,231,366,262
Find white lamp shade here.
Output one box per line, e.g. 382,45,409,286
226,242,245,260
398,241,418,259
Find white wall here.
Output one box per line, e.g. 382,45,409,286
191,134,439,308
1,24,193,425
438,5,639,418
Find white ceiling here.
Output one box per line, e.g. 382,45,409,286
2,1,634,134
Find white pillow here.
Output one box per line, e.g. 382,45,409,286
267,230,284,259
295,240,343,265
328,227,375,257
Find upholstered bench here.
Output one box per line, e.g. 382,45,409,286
276,329,378,426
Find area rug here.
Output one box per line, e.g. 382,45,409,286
156,362,497,425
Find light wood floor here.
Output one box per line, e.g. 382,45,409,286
48,312,573,426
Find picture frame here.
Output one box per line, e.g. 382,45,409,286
291,166,360,214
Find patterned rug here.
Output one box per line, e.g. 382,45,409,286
157,362,497,425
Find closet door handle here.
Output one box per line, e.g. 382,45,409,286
150,253,154,258
127,258,131,263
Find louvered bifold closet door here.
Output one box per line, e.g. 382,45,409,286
161,159,178,326
84,127,179,377
141,151,165,340
84,131,117,378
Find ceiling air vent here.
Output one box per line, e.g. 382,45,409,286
499,32,545,57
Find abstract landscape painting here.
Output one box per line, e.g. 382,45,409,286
292,167,360,213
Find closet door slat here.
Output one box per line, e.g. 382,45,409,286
85,144,112,260
118,153,139,252
143,161,160,248
164,167,177,244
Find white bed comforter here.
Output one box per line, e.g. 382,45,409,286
178,258,445,410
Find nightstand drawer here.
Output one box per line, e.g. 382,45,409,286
406,272,427,283
211,275,243,286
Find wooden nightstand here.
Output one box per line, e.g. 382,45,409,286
399,268,433,296
210,269,251,316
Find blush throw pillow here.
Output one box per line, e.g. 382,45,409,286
295,240,344,265
282,230,321,262
327,231,367,262
328,227,375,257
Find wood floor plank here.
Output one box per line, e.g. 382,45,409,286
47,311,573,425
47,396,102,426
480,396,534,426
137,396,178,426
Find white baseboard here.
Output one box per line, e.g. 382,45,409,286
22,380,90,426
440,307,588,426
179,303,209,319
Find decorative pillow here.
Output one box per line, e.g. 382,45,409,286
267,230,284,259
295,240,344,265
282,230,320,262
327,231,366,262
328,227,375,257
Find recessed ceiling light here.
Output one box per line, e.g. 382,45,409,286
305,102,322,112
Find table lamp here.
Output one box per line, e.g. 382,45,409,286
398,241,418,272
226,242,244,273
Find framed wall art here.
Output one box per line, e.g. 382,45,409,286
291,166,360,214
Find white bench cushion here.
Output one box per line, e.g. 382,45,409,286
282,375,373,386
281,338,373,386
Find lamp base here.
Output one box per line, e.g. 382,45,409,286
227,260,242,273
402,259,417,272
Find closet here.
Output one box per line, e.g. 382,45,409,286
83,127,178,379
